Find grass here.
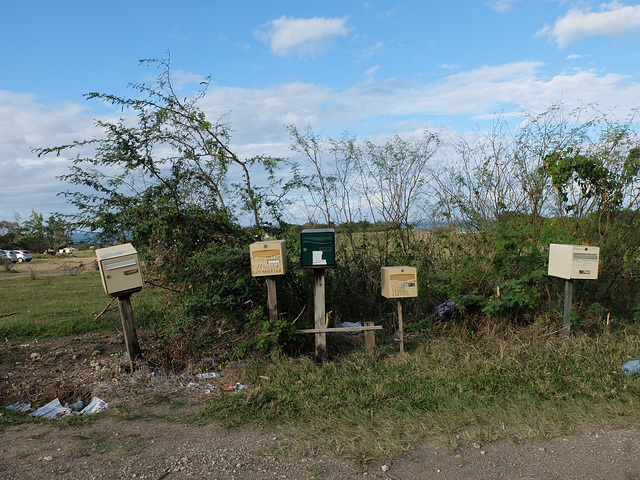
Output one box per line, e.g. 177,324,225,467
197,331,640,463
0,272,123,340
0,259,163,340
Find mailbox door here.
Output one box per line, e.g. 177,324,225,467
570,247,599,279
381,267,418,298
100,253,143,295
249,240,287,276
300,230,336,268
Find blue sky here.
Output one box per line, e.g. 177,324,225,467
2,0,640,224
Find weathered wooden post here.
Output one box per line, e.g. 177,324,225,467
265,277,278,323
95,243,144,371
381,266,418,353
397,299,404,354
314,269,327,361
117,295,142,371
548,244,600,338
562,279,573,338
364,321,376,352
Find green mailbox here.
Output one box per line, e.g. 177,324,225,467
300,228,336,268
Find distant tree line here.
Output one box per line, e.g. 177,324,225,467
33,58,640,363
0,211,73,253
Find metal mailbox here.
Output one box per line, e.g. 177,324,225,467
381,266,418,298
300,228,336,268
249,239,287,277
95,243,143,297
548,243,600,280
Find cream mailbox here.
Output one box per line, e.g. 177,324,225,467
95,243,144,296
548,244,600,280
381,266,418,298
249,240,287,277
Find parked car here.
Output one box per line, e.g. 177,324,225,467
0,249,18,262
14,250,33,262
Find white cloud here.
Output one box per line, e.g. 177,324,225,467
359,41,385,61
0,91,99,221
487,0,519,13
256,16,350,56
3,62,640,222
536,1,640,47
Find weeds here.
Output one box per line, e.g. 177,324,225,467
198,330,640,463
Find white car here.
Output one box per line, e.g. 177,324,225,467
14,250,33,262
0,249,18,263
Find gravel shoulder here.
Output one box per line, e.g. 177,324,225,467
2,417,640,479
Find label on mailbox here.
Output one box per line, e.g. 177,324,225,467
312,251,327,266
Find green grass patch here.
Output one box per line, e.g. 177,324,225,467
0,271,163,341
197,333,640,464
0,272,122,340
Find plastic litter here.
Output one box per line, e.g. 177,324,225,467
337,321,363,335
434,299,458,320
196,372,221,379
31,398,72,419
30,397,107,419
222,383,247,391
338,321,363,328
7,402,32,412
622,359,640,376
65,400,84,412
81,397,108,415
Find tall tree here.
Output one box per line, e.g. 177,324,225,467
36,57,286,263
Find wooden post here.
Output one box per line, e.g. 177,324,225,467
117,295,142,371
562,279,573,338
265,276,278,323
397,299,404,353
364,321,376,352
314,269,327,363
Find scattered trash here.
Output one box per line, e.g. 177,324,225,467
337,321,363,335
30,397,107,419
622,359,640,376
65,400,84,412
434,299,458,321
222,383,247,391
31,399,72,419
196,372,221,379
82,397,108,414
338,321,363,329
7,402,32,412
